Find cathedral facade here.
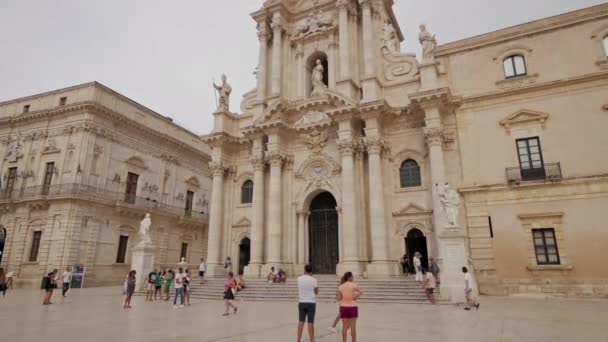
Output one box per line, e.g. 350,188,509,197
202,0,608,300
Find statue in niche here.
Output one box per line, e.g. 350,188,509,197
138,213,153,246
418,24,437,63
382,22,399,53
436,182,460,227
310,59,327,97
213,74,232,112
6,139,23,163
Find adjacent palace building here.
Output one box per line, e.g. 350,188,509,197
1,0,607,300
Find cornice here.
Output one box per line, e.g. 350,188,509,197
459,174,608,194
435,4,608,56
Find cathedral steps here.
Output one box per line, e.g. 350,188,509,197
158,275,437,304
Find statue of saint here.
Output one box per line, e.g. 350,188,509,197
419,24,437,63
436,183,460,226
213,74,232,112
138,213,152,245
310,59,327,97
382,22,398,53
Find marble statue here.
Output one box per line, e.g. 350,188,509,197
138,213,152,245
382,22,399,53
310,59,327,97
419,24,437,63
213,74,232,112
179,257,187,265
296,12,334,36
436,183,460,226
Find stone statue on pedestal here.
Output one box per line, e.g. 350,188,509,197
138,213,152,246
436,183,460,226
213,74,232,112
179,257,187,265
310,59,327,97
419,24,437,63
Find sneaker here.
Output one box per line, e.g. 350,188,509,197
329,327,337,334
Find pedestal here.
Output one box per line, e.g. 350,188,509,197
419,62,440,91
437,228,478,303
130,243,156,291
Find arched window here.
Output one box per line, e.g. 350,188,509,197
503,55,527,78
400,159,422,188
603,35,608,57
241,180,253,204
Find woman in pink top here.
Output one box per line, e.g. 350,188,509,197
337,272,362,342
222,272,238,316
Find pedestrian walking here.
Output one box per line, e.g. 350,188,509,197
297,265,318,342
173,267,185,308
224,257,233,274
222,272,237,316
61,267,72,297
337,272,362,342
462,266,480,310
43,269,59,305
123,270,136,309
199,258,207,284
329,274,350,334
423,268,437,304
429,257,440,284
413,252,423,287
0,267,7,297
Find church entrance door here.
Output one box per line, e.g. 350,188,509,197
308,192,339,274
238,237,250,275
405,228,428,273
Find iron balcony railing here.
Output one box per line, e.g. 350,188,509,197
506,162,562,183
0,183,208,222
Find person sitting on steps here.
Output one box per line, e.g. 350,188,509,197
267,267,277,283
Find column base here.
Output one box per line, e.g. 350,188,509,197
204,263,228,278
365,261,399,277
243,263,263,277
131,243,156,291
337,261,366,277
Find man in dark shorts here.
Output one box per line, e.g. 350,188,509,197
297,265,318,342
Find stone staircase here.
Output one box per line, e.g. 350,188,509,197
160,275,434,304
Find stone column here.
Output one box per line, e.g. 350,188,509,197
360,0,375,77
270,13,283,97
244,154,265,277
336,137,363,275
205,161,227,276
364,124,396,276
328,34,337,89
295,43,305,98
304,212,310,264
337,0,351,80
256,23,269,101
297,211,306,264
266,151,284,266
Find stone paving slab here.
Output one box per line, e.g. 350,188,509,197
0,287,607,342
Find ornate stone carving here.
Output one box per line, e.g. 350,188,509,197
41,139,61,155
209,161,228,176
295,12,334,37
310,59,327,97
271,16,282,32
266,151,286,167
257,22,269,41
424,127,446,147
436,182,461,227
363,136,386,155
213,74,232,113
299,130,328,155
381,21,399,53
336,138,359,156
419,24,437,64
251,155,265,171
295,111,331,128
5,138,23,163
137,213,153,246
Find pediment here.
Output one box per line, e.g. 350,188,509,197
392,203,432,217
125,156,148,170
500,109,549,131
233,217,252,227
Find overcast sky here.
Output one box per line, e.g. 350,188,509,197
0,0,604,134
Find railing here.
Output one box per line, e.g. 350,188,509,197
506,162,562,183
0,183,208,222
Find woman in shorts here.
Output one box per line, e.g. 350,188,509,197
42,269,58,305
222,272,237,316
337,272,362,342
123,270,136,309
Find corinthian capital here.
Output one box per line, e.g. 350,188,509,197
257,22,269,41
363,136,386,155
424,127,446,147
209,161,228,176
266,150,285,167
336,138,359,156
270,16,282,32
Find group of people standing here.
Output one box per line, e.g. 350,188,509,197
41,267,73,305
123,267,194,309
297,265,362,342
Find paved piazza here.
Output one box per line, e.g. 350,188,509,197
1,288,606,342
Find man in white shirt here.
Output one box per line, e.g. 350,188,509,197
462,266,480,310
61,267,72,297
413,252,423,286
297,265,318,342
199,258,207,284
173,267,185,308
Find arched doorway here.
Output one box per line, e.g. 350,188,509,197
308,192,338,274
238,237,250,275
405,228,428,273
0,226,5,265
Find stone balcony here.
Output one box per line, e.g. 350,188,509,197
0,183,208,224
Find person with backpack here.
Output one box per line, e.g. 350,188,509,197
43,269,58,305
145,269,157,301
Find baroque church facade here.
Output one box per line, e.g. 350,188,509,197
202,0,608,300
1,0,607,300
